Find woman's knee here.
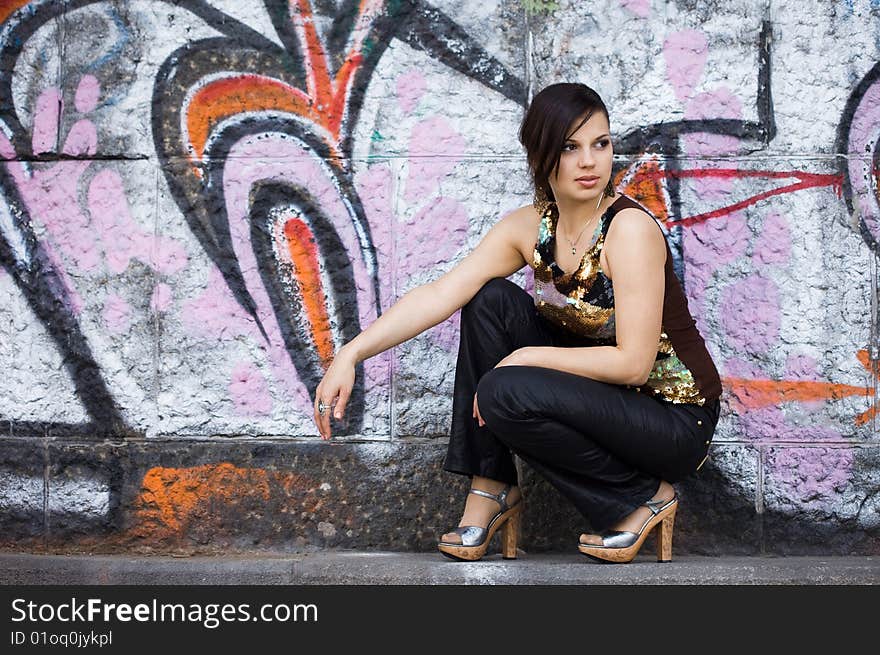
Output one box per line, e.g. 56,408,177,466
475,366,532,428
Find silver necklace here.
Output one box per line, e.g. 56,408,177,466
559,194,604,256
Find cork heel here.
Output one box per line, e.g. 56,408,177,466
656,506,676,563
500,508,520,559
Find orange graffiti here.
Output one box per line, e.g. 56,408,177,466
130,462,310,539
723,349,877,426
284,217,335,367
0,0,30,26
186,76,318,162
291,0,371,137
184,0,380,170
615,161,669,222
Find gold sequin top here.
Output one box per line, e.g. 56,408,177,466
531,195,722,406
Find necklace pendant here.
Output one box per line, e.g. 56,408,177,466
571,246,576,256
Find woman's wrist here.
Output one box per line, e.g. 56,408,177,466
336,341,362,366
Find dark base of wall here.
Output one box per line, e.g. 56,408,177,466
0,438,876,556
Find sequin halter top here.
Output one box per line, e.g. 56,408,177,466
531,194,723,406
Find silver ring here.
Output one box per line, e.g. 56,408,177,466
318,400,327,416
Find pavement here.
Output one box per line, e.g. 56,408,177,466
1,551,877,585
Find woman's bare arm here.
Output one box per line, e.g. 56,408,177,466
490,208,665,386
313,206,537,438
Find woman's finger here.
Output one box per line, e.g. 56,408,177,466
334,387,351,420
319,391,335,439
314,383,325,438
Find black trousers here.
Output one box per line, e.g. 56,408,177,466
442,278,721,533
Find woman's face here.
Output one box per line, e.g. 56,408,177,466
548,111,613,204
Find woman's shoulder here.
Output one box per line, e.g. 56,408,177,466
607,196,663,235
491,203,544,238
503,203,544,224
489,204,545,260
604,196,668,262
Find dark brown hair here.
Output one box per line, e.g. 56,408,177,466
518,83,610,202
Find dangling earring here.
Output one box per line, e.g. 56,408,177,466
533,184,554,216
604,178,615,198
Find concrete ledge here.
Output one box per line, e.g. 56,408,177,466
1,552,877,585
3,438,877,556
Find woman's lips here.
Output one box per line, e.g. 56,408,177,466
576,177,599,187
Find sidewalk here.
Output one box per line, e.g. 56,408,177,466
1,551,877,585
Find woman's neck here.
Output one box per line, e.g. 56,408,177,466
555,194,617,235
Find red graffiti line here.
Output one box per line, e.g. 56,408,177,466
622,165,843,228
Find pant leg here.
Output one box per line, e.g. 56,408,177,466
475,365,719,532
442,278,555,485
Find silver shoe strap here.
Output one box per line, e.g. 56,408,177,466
644,496,676,515
468,484,512,512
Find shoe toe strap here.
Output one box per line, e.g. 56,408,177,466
598,530,639,548
580,530,638,548
447,525,487,547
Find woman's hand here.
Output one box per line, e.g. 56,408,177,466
473,392,485,427
313,348,357,440
473,347,536,427
494,346,534,369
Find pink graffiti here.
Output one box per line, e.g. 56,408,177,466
74,74,100,113
150,282,173,313
102,293,132,333
663,30,708,104
182,264,259,340
356,89,471,355
354,162,394,391
676,53,746,328
660,27,852,493
682,89,744,165
752,212,792,265
396,69,427,115
720,273,780,354
398,197,469,282
619,0,651,18
845,76,880,240
0,75,189,317
404,116,467,205
0,80,98,279
355,162,394,310
229,360,273,416
766,447,854,505
88,169,188,275
32,88,60,154
399,196,468,351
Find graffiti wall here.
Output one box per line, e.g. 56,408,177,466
0,0,878,554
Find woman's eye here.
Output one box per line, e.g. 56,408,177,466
596,140,609,148
563,143,576,151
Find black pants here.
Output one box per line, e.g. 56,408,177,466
442,278,721,533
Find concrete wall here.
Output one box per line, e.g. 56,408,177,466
0,0,878,555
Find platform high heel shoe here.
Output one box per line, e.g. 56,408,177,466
437,484,522,561
577,495,677,564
